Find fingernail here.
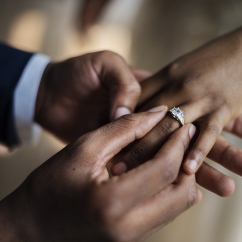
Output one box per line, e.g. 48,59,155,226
148,105,167,113
114,107,131,120
189,124,196,139
112,162,127,175
186,159,197,173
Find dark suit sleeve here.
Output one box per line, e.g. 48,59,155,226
0,43,33,148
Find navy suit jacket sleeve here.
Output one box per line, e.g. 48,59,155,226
0,43,33,148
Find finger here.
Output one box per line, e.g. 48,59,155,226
129,67,152,82
81,106,167,170
119,173,199,241
138,71,167,107
196,162,235,197
109,124,196,213
93,51,142,120
111,102,207,175
224,114,242,137
183,115,223,174
139,94,216,122
112,115,180,174
138,65,187,107
208,135,242,176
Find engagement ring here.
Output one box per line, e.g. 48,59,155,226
169,107,185,126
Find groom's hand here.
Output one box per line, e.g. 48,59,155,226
0,107,201,242
35,51,151,143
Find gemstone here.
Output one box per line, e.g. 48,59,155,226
169,107,184,125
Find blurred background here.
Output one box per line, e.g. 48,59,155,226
0,0,242,241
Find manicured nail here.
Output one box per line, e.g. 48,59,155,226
148,105,167,113
189,124,196,139
114,107,131,120
112,162,127,175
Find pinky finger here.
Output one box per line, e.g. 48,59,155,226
196,162,235,197
208,135,242,176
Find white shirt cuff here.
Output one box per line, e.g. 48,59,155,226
14,53,50,145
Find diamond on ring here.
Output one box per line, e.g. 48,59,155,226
169,107,185,126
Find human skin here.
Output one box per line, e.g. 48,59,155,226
35,50,151,143
34,47,237,197
0,108,201,242
112,27,242,197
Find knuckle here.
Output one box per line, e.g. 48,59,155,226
100,50,124,63
163,162,178,183
186,181,197,208
124,81,141,96
206,93,226,109
99,50,116,57
68,132,102,166
204,123,220,137
156,118,178,137
192,147,205,160
128,142,148,167
119,113,137,123
187,184,197,208
165,61,181,80
164,61,201,91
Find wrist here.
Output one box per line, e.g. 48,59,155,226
34,62,54,126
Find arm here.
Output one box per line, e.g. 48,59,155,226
0,44,150,148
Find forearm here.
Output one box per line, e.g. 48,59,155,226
0,189,40,242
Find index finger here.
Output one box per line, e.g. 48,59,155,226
82,106,167,169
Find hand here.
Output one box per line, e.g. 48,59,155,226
35,51,151,143
0,107,201,241
111,27,242,197
81,0,111,32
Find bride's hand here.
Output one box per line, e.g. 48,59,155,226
111,27,242,197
